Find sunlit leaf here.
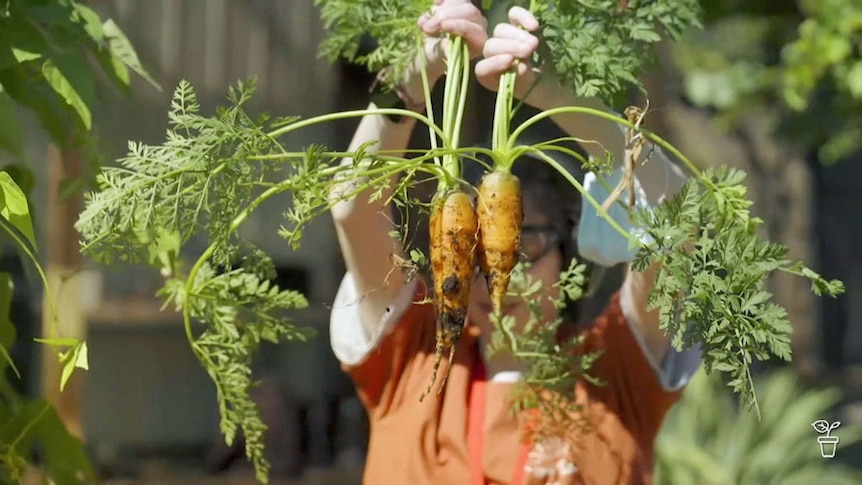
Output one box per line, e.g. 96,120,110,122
72,4,104,42
0,171,37,248
11,48,40,63
59,341,88,391
0,165,33,197
40,58,91,129
34,337,79,347
0,68,69,144
103,19,161,91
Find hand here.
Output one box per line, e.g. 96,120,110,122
400,0,488,98
475,7,540,98
419,0,488,59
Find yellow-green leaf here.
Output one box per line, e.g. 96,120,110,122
12,48,41,63
73,4,104,42
34,337,79,347
2,164,35,196
75,341,89,370
845,61,862,98
41,59,91,129
103,19,161,91
0,171,37,248
60,341,88,391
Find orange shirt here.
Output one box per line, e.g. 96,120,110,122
331,276,692,485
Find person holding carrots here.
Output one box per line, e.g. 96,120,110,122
329,1,701,483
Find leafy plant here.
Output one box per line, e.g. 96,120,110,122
654,368,862,485
631,165,843,415
1,170,94,484
72,0,844,482
1,0,156,482
671,0,862,164
486,258,603,445
320,0,701,104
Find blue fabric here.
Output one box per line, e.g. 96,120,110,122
576,164,653,267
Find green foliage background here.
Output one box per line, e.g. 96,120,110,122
671,0,862,164
655,368,862,484
0,0,860,484
0,0,156,482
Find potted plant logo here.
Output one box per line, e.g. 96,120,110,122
812,420,841,458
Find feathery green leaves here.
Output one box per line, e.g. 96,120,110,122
315,0,429,87
76,80,424,482
631,166,844,416
316,0,703,104
530,0,702,103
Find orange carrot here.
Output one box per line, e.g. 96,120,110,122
476,170,523,315
421,189,479,401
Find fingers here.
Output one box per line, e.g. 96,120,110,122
420,2,486,35
475,6,540,94
483,23,538,60
438,18,488,49
508,6,539,31
476,54,522,80
418,1,487,58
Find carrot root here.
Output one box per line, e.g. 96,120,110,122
421,189,478,401
476,170,523,315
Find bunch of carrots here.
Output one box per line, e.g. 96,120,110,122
421,24,526,400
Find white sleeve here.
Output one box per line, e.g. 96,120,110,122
619,277,702,392
329,272,419,366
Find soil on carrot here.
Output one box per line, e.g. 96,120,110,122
477,170,523,315
422,189,479,400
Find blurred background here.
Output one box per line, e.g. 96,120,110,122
1,0,861,484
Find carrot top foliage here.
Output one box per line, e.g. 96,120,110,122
318,0,702,102
74,1,844,483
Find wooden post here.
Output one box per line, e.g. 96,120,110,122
40,141,86,440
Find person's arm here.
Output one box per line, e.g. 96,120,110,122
330,109,422,340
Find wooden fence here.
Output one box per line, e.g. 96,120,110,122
95,0,339,114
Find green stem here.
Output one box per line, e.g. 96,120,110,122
510,105,703,179
8,401,51,453
452,36,471,151
282,145,490,158
0,220,57,344
441,38,458,142
490,0,537,173
438,34,471,191
415,32,441,166
492,70,517,168
266,108,448,148
246,147,480,164
181,182,290,343
522,148,641,247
